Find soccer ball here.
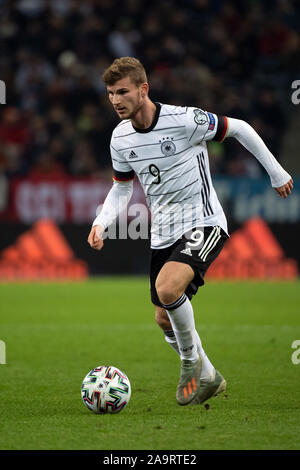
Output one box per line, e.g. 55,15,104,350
81,365,131,414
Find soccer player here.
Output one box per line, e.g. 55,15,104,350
88,57,293,406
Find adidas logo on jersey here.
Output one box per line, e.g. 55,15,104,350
129,150,138,159
180,247,193,256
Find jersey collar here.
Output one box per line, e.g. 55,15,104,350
132,102,161,133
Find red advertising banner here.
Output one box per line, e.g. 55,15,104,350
0,219,89,280
1,176,147,223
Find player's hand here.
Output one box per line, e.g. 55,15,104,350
87,225,104,251
274,178,293,198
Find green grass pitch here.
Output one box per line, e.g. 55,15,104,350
0,278,300,450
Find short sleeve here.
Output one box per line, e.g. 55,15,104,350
185,107,229,145
110,142,135,182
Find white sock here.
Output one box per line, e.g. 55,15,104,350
164,330,180,355
194,331,215,380
162,293,199,362
163,319,215,378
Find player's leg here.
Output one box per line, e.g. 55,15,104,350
155,306,180,355
150,238,224,405
164,226,228,405
154,305,215,380
155,261,203,405
155,261,198,361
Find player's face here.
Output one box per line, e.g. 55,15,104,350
107,77,147,120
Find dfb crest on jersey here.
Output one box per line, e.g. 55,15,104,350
160,138,176,156
193,109,208,126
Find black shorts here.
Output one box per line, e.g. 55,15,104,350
150,226,229,307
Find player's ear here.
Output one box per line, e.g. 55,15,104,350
140,82,149,97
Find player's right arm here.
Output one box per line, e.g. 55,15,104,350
88,140,134,251
87,224,104,251
87,178,134,251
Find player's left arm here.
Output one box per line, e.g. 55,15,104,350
217,116,293,198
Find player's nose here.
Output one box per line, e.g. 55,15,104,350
111,95,120,106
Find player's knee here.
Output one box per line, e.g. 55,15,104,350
154,307,171,330
155,279,182,305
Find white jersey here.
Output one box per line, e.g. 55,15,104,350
111,103,229,249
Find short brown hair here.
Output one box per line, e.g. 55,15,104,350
102,57,147,87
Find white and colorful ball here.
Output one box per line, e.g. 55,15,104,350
81,366,131,414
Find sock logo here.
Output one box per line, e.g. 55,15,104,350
180,345,195,353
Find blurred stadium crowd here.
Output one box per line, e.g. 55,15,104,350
0,0,299,182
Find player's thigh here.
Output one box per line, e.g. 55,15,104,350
155,261,194,297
